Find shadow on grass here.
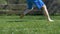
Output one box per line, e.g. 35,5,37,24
7,20,27,22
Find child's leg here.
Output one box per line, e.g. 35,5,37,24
20,8,33,18
42,5,54,21
20,0,33,18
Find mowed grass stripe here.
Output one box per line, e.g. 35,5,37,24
0,16,60,34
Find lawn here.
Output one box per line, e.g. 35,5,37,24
0,16,60,34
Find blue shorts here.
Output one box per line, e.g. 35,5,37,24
26,0,45,9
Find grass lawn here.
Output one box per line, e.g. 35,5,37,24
0,15,60,34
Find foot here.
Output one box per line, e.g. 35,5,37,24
48,19,54,22
20,14,24,19
49,20,54,22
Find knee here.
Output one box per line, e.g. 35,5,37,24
42,5,47,9
27,7,33,11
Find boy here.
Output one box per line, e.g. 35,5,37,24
20,0,54,22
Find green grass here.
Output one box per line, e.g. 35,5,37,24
0,16,60,34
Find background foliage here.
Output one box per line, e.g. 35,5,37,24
0,0,60,15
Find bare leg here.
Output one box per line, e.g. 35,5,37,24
42,5,54,22
20,8,33,18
